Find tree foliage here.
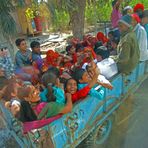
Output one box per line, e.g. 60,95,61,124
0,0,17,37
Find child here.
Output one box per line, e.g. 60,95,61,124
65,66,99,103
15,38,32,68
37,92,72,119
30,41,43,70
72,66,105,100
3,78,23,118
40,70,66,104
75,43,84,53
82,46,96,65
86,62,113,90
110,37,119,55
65,44,77,64
17,85,39,122
2,78,21,101
95,46,110,62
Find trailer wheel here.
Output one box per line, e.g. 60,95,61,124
77,116,114,148
93,118,112,146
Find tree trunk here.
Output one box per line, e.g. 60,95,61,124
69,0,86,40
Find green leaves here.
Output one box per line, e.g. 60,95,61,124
0,0,15,12
0,0,17,37
0,11,17,37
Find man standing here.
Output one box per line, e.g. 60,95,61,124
131,13,148,61
116,15,140,74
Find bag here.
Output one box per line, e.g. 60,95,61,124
97,58,118,79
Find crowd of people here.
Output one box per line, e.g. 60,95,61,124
0,1,148,132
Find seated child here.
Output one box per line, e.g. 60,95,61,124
3,78,23,118
16,84,72,120
30,41,43,70
72,67,105,100
82,46,97,65
96,32,109,45
94,41,103,53
15,38,32,68
75,43,84,53
45,50,61,67
86,62,113,90
40,69,66,104
37,92,72,119
64,66,99,103
16,85,40,122
110,37,119,55
18,80,72,120
2,78,21,101
95,46,110,62
65,44,77,64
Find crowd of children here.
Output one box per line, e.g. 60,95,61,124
0,2,148,132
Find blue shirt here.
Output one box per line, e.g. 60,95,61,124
32,52,42,62
78,83,105,100
15,49,32,68
32,52,43,69
0,56,14,79
40,86,66,105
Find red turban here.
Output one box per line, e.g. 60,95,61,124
133,3,144,12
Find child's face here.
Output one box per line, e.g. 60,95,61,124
18,40,27,51
84,51,92,58
69,46,75,55
80,71,91,83
96,54,103,62
32,46,40,54
108,34,114,40
28,85,40,102
66,79,77,94
111,41,117,49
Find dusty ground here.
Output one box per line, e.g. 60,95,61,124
95,78,148,148
78,78,148,148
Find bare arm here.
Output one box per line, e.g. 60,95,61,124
88,67,99,88
115,0,122,9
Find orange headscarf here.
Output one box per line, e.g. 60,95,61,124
46,50,60,67
96,32,109,44
83,46,96,59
